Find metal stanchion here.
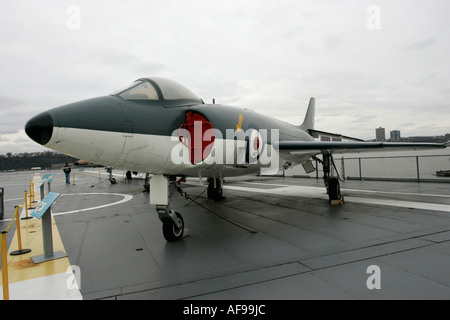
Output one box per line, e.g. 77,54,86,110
22,190,33,221
10,206,31,256
0,188,4,220
31,182,36,203
23,191,29,219
28,183,35,209
1,231,9,300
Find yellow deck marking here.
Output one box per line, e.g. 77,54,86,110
1,216,70,284
0,173,81,299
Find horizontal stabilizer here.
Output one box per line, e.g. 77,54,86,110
275,141,447,155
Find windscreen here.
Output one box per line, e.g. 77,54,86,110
111,81,159,100
152,77,202,102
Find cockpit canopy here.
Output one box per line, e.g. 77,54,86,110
111,77,203,106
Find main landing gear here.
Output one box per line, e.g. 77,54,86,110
207,178,223,201
314,153,343,204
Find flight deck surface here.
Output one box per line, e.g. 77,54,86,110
1,170,450,300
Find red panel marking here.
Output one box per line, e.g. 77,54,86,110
179,111,215,164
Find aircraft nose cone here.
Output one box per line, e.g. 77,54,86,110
25,112,54,145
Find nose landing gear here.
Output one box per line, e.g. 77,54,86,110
150,175,185,242
161,211,184,242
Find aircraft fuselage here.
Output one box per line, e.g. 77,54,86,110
26,90,313,178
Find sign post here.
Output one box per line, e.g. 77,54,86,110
30,192,67,264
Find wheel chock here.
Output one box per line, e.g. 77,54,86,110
331,196,345,206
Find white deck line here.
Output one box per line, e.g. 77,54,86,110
224,184,450,213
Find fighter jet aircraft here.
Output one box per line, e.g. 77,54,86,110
25,77,447,241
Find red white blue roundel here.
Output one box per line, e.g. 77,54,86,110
246,129,265,163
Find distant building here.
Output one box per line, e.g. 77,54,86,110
320,136,342,142
375,127,385,142
390,130,401,142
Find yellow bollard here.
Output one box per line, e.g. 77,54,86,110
31,182,35,202
29,180,35,202
28,185,32,209
24,191,29,218
15,207,21,251
28,184,36,209
73,173,76,185
1,231,9,300
10,207,31,256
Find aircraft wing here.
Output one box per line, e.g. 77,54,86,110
276,141,447,155
306,129,365,142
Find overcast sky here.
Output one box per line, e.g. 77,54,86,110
1,0,449,154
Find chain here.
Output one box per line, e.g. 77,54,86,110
171,181,190,200
170,181,257,234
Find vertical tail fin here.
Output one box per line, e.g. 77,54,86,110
299,97,315,132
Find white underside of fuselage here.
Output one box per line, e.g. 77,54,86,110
46,127,294,178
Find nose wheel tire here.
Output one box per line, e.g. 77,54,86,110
162,212,184,242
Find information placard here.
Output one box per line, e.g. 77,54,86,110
42,174,56,184
31,192,61,219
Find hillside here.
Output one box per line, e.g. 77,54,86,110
0,151,78,171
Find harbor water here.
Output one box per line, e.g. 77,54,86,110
286,149,450,182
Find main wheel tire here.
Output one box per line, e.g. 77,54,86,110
328,178,341,201
162,212,184,242
216,187,223,200
207,184,215,200
207,185,223,201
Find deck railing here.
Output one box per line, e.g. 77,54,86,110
338,153,450,183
